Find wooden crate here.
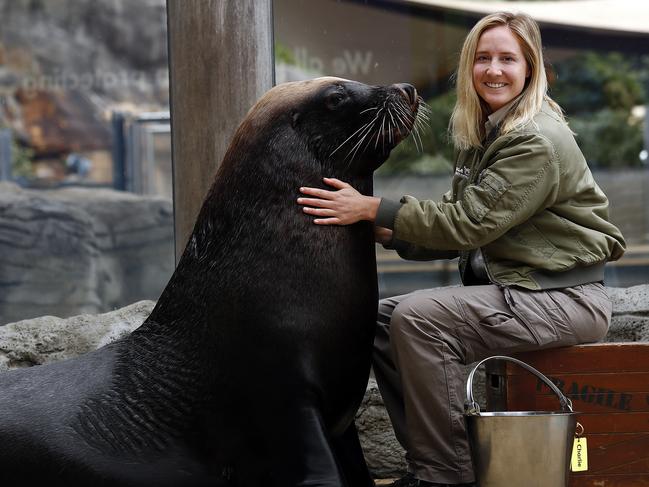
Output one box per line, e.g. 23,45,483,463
485,343,649,487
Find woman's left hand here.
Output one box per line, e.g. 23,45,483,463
297,177,380,225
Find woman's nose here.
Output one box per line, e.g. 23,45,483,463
486,62,503,75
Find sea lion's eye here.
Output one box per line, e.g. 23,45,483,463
325,91,346,110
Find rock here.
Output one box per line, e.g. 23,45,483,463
14,88,112,154
607,285,649,342
356,378,408,476
0,0,169,157
0,182,100,323
0,300,153,371
0,0,168,104
0,182,173,325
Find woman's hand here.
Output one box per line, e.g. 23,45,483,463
297,177,381,225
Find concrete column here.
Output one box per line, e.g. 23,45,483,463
166,0,274,263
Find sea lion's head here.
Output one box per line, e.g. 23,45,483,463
226,77,424,179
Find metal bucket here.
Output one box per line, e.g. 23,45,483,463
465,355,578,487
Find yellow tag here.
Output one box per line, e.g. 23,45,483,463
570,437,588,472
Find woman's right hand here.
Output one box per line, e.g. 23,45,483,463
374,226,393,246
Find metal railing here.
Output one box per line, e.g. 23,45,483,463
112,111,172,197
0,129,12,181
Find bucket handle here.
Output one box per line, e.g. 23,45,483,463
465,355,573,415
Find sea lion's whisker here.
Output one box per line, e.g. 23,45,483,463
412,126,424,152
387,107,397,128
330,114,379,157
349,113,384,164
393,110,416,135
349,121,376,156
375,114,386,150
359,107,378,115
393,103,416,123
415,104,430,120
382,111,390,150
391,110,410,134
331,118,375,156
419,107,432,119
387,107,398,144
414,120,429,145
416,109,431,126
344,134,368,169
403,109,418,128
413,115,427,134
360,120,382,157
407,114,422,152
344,117,380,163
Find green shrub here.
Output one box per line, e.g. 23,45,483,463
11,140,34,178
552,52,645,114
552,51,647,168
569,109,644,168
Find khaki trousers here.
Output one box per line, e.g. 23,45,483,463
372,283,611,484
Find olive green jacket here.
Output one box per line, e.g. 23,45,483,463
376,102,626,290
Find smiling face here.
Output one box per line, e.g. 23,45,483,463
472,25,530,112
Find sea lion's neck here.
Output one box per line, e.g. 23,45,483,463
137,136,376,340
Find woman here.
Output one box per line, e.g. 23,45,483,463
297,11,625,487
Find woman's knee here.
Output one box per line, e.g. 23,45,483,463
390,295,446,343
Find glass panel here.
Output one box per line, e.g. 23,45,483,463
273,0,649,297
0,3,172,324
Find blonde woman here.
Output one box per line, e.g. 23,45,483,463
298,11,625,487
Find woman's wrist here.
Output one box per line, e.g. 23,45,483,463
365,196,381,222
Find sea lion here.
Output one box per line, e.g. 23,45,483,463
0,77,422,486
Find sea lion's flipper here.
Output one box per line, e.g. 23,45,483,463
280,406,346,487
333,422,376,487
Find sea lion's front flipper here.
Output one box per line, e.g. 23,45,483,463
333,422,376,487
277,406,346,487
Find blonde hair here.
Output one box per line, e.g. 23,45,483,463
450,11,565,150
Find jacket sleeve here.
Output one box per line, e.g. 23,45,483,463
389,239,459,261
376,189,459,261
393,133,561,250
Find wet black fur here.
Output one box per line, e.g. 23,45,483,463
0,79,417,486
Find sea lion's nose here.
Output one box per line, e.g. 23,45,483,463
394,83,417,105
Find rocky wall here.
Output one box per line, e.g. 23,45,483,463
0,182,174,325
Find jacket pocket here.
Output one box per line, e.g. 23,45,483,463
463,170,510,223
503,287,561,346
453,294,539,356
506,222,558,261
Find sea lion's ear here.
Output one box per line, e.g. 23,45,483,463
291,110,301,128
